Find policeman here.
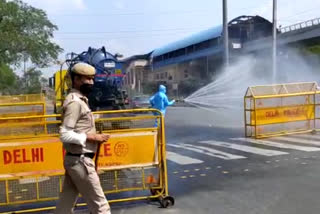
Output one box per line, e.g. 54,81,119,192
55,63,111,214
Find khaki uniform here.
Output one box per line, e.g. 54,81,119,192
55,89,110,214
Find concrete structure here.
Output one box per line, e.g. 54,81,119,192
148,15,274,96
123,59,150,96
124,16,320,97
244,17,320,52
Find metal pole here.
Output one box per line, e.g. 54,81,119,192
60,62,64,106
272,0,277,81
177,84,179,99
206,56,209,77
223,0,229,67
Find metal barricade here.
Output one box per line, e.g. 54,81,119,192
0,109,174,213
0,94,46,119
0,94,47,137
0,94,45,104
244,82,320,138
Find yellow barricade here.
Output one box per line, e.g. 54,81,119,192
0,94,45,104
0,109,174,213
0,94,46,120
244,82,320,138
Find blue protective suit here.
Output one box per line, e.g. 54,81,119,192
149,85,175,115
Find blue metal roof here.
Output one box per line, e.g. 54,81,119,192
152,25,223,57
153,45,223,69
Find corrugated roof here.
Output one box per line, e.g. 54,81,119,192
152,46,223,69
152,25,223,57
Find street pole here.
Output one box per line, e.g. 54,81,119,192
223,0,229,67
272,0,277,81
206,56,209,77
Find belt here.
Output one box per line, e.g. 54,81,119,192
66,152,95,159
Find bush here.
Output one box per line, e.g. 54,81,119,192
178,78,207,96
142,82,158,95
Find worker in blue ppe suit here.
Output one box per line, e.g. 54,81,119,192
149,85,175,126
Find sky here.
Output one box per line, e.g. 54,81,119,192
21,0,320,77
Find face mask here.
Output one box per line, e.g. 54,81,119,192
80,83,93,95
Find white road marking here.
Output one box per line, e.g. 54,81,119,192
232,138,320,152
294,134,320,141
168,144,246,160
166,151,203,165
198,140,288,156
275,136,320,147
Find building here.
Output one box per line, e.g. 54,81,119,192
122,54,151,96
124,15,274,96
149,15,273,96
124,15,320,97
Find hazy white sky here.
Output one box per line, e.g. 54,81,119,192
22,0,320,77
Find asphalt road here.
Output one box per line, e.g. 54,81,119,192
107,106,320,214
3,106,320,214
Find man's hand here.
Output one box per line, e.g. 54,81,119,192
87,133,110,144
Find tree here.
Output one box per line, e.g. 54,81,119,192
0,0,62,94
0,0,62,67
19,67,43,94
179,78,206,96
40,77,48,88
142,82,158,95
0,64,17,94
306,45,320,55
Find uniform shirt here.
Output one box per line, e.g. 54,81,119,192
61,89,97,154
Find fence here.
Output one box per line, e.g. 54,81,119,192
0,108,174,213
280,17,320,33
244,82,320,138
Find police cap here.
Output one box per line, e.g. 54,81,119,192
71,63,95,76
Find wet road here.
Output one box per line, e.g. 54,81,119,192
4,105,320,214
108,106,320,214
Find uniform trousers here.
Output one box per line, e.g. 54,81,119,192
55,155,110,214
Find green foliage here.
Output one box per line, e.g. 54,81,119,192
0,66,45,95
178,78,207,96
142,82,158,95
20,67,43,94
0,0,62,67
0,64,17,94
306,45,320,55
0,0,62,94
